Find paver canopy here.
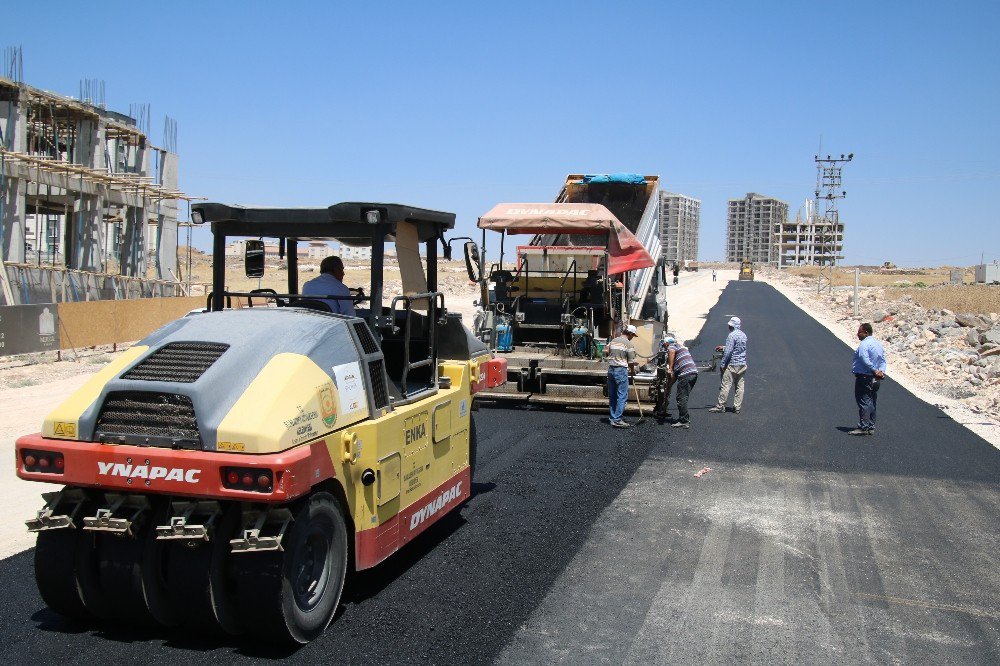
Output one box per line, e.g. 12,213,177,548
478,203,654,275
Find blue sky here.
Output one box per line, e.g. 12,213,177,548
6,0,999,266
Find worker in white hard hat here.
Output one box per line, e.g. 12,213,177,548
604,324,638,428
710,316,748,414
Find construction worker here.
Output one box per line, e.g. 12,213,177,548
709,316,747,414
302,256,356,315
662,335,699,429
604,324,638,428
712,269,717,283
849,322,886,436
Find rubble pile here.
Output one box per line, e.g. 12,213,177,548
773,273,1000,418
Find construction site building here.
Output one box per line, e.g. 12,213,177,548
659,191,700,266
725,193,788,265
0,68,191,306
776,199,844,267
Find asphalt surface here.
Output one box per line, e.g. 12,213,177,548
1,281,998,664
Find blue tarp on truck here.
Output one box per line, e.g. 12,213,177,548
574,173,646,185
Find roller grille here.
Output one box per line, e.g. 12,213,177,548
353,322,380,355
95,391,201,447
368,359,389,409
122,342,229,383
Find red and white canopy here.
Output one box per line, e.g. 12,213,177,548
478,203,654,275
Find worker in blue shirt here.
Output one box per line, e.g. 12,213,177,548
849,322,887,436
302,256,356,316
709,316,748,414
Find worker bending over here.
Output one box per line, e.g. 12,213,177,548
662,335,699,429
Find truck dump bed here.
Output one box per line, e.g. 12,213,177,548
536,174,662,320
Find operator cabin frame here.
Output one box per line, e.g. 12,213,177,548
192,202,457,402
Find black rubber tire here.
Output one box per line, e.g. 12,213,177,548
36,499,110,621
34,528,90,620
165,506,243,635
231,493,348,644
76,530,110,620
95,500,178,627
469,414,478,483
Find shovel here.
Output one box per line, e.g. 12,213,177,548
631,381,647,425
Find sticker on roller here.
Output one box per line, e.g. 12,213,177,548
332,361,368,418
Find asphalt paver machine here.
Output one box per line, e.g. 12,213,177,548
15,202,506,644
463,202,663,409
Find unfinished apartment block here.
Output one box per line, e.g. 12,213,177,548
0,70,190,305
776,199,844,267
725,193,788,265
659,191,700,266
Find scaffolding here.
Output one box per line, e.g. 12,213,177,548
0,59,197,306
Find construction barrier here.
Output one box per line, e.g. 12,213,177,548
56,296,205,350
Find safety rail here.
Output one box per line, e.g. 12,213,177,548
557,259,578,313
206,292,232,311
208,291,368,311
388,291,445,399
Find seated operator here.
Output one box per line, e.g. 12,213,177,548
580,270,603,305
301,256,356,316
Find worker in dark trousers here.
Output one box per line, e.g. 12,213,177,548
604,325,638,428
663,335,699,429
849,322,886,436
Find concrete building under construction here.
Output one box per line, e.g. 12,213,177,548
776,199,845,267
0,65,191,306
659,191,700,266
725,193,788,265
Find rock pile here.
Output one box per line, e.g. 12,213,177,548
774,274,1000,418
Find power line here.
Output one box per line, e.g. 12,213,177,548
814,152,853,294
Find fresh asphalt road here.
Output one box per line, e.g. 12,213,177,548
1,281,997,664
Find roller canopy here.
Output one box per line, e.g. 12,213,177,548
478,202,654,275
192,202,455,245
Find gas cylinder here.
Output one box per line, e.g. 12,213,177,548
496,316,514,352
571,322,591,356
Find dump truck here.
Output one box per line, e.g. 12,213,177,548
542,174,666,323
15,202,506,644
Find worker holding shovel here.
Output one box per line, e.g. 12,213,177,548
605,324,638,428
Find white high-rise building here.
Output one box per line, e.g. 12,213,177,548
659,192,700,265
725,193,788,265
